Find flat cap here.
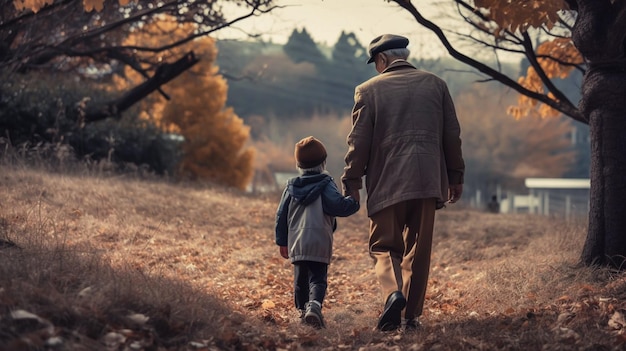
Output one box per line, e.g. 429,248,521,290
366,34,409,64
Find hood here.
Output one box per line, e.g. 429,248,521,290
287,173,332,206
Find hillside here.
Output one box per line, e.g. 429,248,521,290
1,166,625,350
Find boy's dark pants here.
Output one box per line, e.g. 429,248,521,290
293,261,328,310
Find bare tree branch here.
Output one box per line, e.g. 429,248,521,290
85,51,199,122
391,0,587,124
0,0,73,30
7,0,279,74
520,31,574,106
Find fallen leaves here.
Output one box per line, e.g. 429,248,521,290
608,309,626,331
555,311,575,327
261,300,276,310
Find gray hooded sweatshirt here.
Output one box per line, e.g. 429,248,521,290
275,172,359,264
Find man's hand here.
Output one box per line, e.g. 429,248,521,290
280,246,289,259
448,184,463,204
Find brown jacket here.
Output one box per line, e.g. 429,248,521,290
341,60,465,216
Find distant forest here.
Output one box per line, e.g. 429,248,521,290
215,29,589,183
216,29,519,119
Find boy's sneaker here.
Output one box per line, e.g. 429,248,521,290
304,301,325,329
298,309,306,323
404,317,421,331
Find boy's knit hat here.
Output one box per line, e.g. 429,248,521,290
295,136,327,169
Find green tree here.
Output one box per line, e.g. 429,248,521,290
235,51,321,116
283,28,327,65
121,16,253,189
331,31,368,64
391,0,625,268
324,31,372,108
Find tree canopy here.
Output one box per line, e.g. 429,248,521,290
1,0,275,120
392,0,585,124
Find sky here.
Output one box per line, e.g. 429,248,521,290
218,0,453,60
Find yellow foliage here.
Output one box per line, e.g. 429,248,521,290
509,38,582,120
161,50,254,189
114,15,217,129
13,0,53,13
474,0,568,34
116,16,252,189
472,2,580,120
167,71,254,189
14,0,131,12
83,0,104,12
536,38,583,78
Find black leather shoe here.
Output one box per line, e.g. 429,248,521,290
377,291,406,331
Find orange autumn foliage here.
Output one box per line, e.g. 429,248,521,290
474,0,567,34
13,0,130,13
117,16,254,189
473,1,584,120
508,38,584,120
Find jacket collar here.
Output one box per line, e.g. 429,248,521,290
382,59,417,73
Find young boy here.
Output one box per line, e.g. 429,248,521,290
275,136,360,329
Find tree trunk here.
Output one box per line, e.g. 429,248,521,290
572,0,626,268
583,73,626,267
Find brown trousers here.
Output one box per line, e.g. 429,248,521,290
369,198,436,320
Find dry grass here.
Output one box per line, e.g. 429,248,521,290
1,161,625,350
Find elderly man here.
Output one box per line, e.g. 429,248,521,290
341,34,465,331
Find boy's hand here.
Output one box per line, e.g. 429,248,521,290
280,246,289,259
348,190,360,203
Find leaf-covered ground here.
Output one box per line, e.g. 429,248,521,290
1,167,625,350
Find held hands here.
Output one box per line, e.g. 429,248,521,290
279,246,289,259
448,184,464,204
347,189,360,203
